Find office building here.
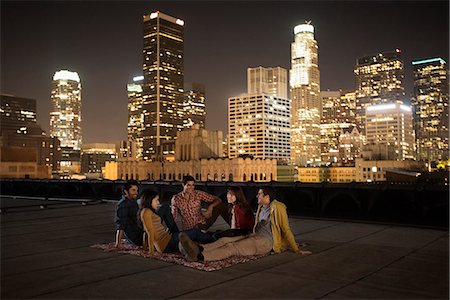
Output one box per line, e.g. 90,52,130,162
142,11,185,160
1,94,61,173
81,143,117,176
0,94,37,135
50,70,82,150
354,50,405,132
412,57,449,163
320,90,357,163
290,22,321,166
365,103,415,161
248,66,288,98
127,75,144,159
183,82,206,129
228,93,290,160
175,124,222,161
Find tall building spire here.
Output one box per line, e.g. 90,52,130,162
290,21,321,166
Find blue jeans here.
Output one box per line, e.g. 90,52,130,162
164,229,215,253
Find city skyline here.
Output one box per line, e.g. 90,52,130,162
2,1,448,144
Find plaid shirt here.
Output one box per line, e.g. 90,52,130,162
171,190,217,230
115,196,142,245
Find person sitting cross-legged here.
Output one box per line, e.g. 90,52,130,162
178,187,312,262
139,190,215,256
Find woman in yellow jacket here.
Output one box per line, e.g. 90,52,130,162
139,190,214,256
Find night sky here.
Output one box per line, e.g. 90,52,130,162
1,1,448,144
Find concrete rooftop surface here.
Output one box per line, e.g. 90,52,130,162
1,196,448,299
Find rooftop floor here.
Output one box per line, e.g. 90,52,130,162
1,197,448,299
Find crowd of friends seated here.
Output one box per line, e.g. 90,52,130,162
114,176,311,262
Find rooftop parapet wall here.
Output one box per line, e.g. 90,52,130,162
1,179,447,228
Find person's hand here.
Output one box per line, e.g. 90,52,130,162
298,250,312,256
204,207,213,219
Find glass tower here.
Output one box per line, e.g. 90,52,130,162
412,57,449,163
289,22,321,166
183,82,206,129
354,50,405,132
142,11,184,160
50,70,82,150
127,76,144,160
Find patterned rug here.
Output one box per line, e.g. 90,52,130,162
91,242,268,272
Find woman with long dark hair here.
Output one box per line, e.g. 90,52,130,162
139,190,214,256
214,186,255,239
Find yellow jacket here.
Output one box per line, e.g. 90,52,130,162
140,208,171,255
254,200,299,254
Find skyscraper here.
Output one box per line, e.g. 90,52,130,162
354,50,405,132
50,70,82,150
412,57,449,163
290,22,321,166
0,94,37,135
127,75,144,159
142,11,184,160
228,67,290,161
319,91,357,163
365,103,415,161
248,66,288,98
183,82,206,129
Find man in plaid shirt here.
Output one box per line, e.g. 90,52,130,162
171,175,229,231
114,180,142,248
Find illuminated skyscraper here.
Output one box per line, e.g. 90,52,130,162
0,94,37,135
412,58,449,163
142,11,184,160
365,103,414,161
248,66,288,98
183,82,206,129
127,75,144,159
228,94,290,160
290,22,321,166
50,70,82,150
354,50,405,132
320,91,357,163
228,67,290,160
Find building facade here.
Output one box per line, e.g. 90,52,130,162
50,70,82,150
290,22,321,166
364,103,415,161
354,50,404,132
320,90,357,163
175,124,222,161
0,94,37,135
103,157,277,183
127,76,144,160
183,82,206,129
142,11,185,160
247,66,288,99
228,93,290,160
81,143,117,176
411,57,449,163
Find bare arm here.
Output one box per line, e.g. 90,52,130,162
115,229,124,248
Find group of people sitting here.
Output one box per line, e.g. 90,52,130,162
114,175,311,262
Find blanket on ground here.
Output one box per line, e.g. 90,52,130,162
90,242,268,272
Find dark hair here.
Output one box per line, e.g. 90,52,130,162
228,186,251,212
123,180,139,194
182,175,195,185
260,187,276,203
140,190,159,213
137,190,159,228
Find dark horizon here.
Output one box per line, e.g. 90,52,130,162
1,1,448,143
